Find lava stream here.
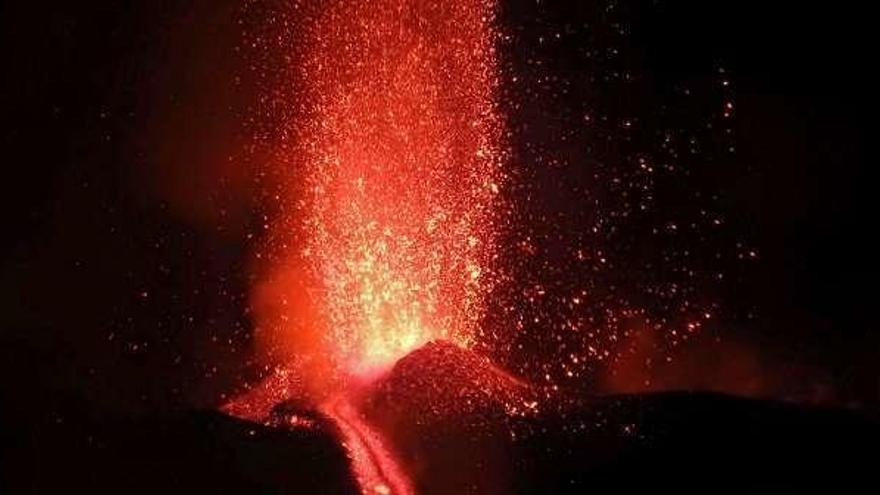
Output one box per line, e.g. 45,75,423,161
320,395,413,495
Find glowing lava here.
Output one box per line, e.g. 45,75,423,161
321,395,414,495
256,0,506,383
240,1,506,491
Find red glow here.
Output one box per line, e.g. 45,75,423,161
238,2,506,491
321,395,414,495
254,0,505,388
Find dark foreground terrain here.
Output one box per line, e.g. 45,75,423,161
0,380,880,493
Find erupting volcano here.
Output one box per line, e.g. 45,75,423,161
232,0,509,492
6,0,879,493
219,0,880,493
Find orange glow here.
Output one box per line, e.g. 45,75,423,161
256,0,505,386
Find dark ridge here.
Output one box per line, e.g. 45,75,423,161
1,407,359,495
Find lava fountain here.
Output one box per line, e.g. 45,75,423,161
232,0,507,492
251,0,505,390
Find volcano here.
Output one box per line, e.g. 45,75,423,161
362,340,537,423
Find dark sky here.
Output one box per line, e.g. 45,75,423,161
1,0,876,429
629,0,876,403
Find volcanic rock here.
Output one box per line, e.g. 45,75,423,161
361,340,536,427
357,340,537,494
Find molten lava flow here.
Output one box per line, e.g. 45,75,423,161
321,396,414,495
256,0,506,385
